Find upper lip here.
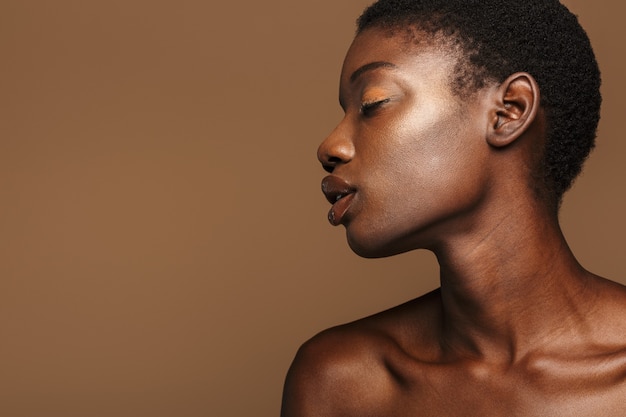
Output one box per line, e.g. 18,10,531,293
321,175,356,204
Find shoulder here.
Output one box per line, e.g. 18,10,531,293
593,277,626,344
281,290,442,417
280,324,395,417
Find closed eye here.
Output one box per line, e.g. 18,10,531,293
360,98,391,117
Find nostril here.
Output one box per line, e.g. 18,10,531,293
322,156,342,173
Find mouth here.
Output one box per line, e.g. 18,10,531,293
321,175,356,226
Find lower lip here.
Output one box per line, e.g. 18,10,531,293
328,193,355,226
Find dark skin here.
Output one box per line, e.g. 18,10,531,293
281,27,626,416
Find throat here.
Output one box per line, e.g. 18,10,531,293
433,221,596,364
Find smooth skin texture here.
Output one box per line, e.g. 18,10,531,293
281,27,626,417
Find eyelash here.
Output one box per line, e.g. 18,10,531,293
360,98,390,116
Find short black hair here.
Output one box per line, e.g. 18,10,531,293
357,0,601,207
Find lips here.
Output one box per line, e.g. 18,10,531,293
321,175,356,226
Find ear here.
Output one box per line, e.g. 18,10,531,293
487,72,540,148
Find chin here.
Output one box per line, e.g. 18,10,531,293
346,231,412,259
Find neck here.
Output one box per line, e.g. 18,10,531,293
432,198,596,364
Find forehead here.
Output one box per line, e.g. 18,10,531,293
340,27,462,90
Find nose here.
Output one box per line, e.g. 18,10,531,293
317,122,355,173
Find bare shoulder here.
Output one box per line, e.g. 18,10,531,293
558,276,626,392
280,324,394,417
280,290,441,417
592,277,626,342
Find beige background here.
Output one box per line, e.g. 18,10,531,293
1,1,624,416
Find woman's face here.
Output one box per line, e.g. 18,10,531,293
318,27,496,258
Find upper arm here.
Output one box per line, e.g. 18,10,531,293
280,348,313,417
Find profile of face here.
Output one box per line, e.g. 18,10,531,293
318,28,498,258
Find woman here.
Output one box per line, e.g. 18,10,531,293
282,0,626,415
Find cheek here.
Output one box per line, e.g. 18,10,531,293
354,104,470,214
386,106,471,189
344,100,489,256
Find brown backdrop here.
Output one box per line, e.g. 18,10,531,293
1,1,624,416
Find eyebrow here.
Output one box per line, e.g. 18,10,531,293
349,61,397,83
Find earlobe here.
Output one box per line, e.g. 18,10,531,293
487,72,540,148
